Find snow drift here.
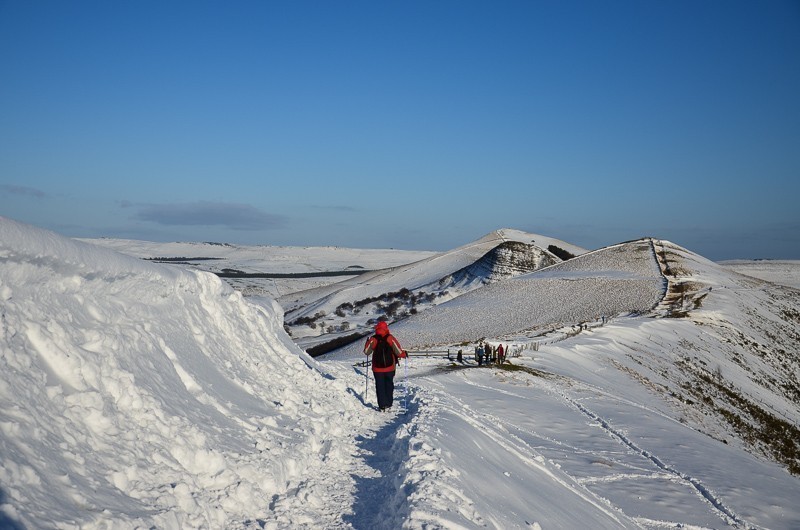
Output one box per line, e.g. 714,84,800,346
0,216,359,528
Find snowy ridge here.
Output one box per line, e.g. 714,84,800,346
332,238,665,354
281,229,585,349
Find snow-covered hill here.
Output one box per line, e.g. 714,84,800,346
335,238,665,351
280,229,586,352
2,216,799,529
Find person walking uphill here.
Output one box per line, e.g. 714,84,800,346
363,321,407,411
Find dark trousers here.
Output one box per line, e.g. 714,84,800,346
373,371,395,409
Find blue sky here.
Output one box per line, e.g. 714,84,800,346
1,1,798,260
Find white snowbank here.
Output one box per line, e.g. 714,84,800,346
0,216,364,528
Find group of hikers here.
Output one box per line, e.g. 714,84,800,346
473,341,506,366
453,342,508,365
363,321,510,411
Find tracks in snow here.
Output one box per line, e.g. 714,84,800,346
430,368,757,529
311,354,759,529
563,395,753,529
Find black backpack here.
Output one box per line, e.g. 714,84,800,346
372,334,396,369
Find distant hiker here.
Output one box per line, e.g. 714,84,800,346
457,349,463,363
477,344,485,366
363,321,407,411
497,344,505,364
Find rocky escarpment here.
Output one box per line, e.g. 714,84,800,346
441,240,560,287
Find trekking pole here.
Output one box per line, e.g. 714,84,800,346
364,359,370,403
403,353,408,412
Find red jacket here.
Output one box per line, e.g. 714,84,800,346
364,332,406,373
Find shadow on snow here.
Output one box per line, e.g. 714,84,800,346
344,393,420,530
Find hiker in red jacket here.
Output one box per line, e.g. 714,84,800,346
364,321,407,411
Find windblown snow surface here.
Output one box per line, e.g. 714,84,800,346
2,216,799,529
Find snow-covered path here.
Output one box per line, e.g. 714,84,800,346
319,351,799,530
318,358,638,529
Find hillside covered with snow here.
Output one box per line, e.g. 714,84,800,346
337,238,666,351
280,229,586,352
2,215,799,529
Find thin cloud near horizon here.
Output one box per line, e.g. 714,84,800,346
0,184,47,199
310,204,359,212
134,201,287,231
